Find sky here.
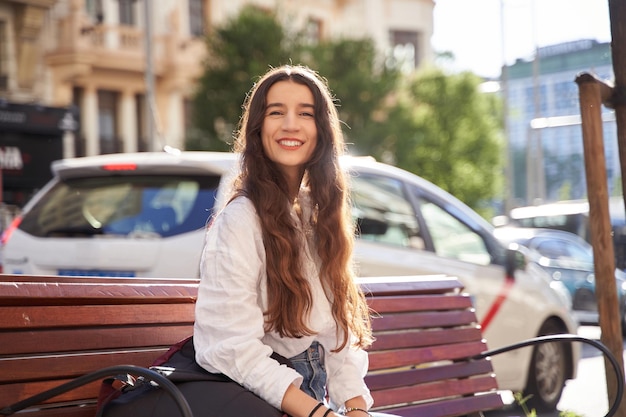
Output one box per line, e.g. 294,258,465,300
431,0,613,79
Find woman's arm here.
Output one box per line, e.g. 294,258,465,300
323,341,373,410
281,385,343,417
281,387,370,417
343,396,371,417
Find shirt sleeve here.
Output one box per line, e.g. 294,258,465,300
193,198,302,409
324,336,374,409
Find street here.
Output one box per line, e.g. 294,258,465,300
487,326,620,417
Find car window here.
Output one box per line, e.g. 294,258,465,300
419,199,491,266
535,237,593,266
19,175,220,238
534,240,569,259
564,240,593,261
350,173,423,248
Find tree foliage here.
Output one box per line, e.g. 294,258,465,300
187,6,295,151
301,39,400,155
390,69,503,214
186,7,504,215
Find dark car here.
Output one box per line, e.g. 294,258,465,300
494,226,626,333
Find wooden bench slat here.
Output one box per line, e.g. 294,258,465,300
371,374,499,407
0,280,198,306
371,327,483,351
368,341,488,371
371,310,478,332
0,274,200,285
365,359,495,390
0,304,195,329
0,326,193,355
2,403,97,417
0,380,101,407
358,276,463,296
383,392,504,417
0,350,166,383
367,294,473,314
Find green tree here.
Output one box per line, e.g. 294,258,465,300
301,38,401,156
187,6,296,151
391,68,503,215
187,7,503,214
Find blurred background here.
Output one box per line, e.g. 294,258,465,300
0,0,616,236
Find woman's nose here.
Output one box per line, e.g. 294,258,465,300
282,112,299,130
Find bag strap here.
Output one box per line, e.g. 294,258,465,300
152,335,193,366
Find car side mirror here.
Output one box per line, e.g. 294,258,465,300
357,217,388,236
505,244,528,278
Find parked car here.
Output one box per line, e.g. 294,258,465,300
0,151,579,411
496,198,626,271
494,226,626,332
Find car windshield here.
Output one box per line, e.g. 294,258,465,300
19,174,220,238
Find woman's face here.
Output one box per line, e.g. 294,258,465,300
261,80,318,179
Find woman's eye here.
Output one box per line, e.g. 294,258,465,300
301,112,314,118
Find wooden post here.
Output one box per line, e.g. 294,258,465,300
607,1,626,413
576,72,625,417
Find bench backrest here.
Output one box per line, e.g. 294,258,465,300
0,275,198,417
360,276,504,417
0,275,503,417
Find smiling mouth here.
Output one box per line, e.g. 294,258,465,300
278,139,303,147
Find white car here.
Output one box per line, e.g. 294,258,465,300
1,151,579,411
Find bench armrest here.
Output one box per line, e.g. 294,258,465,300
0,365,193,417
473,334,624,417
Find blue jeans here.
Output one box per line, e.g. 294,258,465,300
289,341,327,402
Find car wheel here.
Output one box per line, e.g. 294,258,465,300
523,320,570,411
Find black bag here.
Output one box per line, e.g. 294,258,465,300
97,336,288,417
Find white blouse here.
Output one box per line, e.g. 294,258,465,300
193,193,373,410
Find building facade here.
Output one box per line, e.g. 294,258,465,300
504,39,615,206
0,0,434,207
0,0,78,208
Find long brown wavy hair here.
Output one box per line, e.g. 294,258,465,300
231,65,372,351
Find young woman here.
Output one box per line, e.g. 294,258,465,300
193,65,374,417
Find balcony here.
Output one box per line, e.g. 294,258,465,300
46,17,162,75
44,2,206,91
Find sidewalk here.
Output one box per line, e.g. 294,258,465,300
557,326,611,417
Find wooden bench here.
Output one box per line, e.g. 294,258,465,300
359,275,504,416
0,275,199,417
0,274,621,417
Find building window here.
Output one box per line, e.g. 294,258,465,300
524,85,548,116
0,20,7,91
189,0,205,37
119,0,137,26
98,90,120,154
85,0,104,23
389,30,420,71
304,17,322,44
553,81,578,114
136,93,149,151
72,87,86,157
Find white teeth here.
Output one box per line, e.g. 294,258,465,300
279,140,302,147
